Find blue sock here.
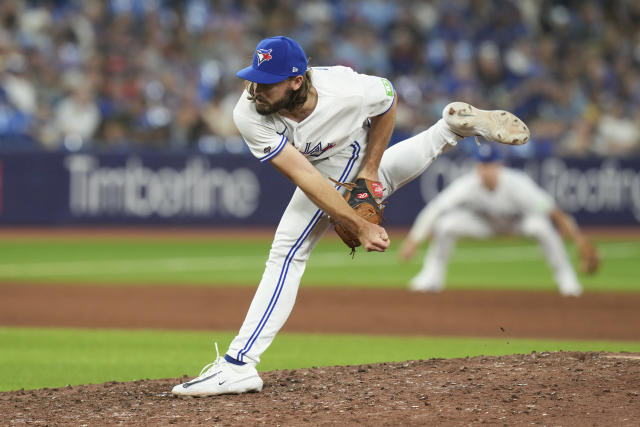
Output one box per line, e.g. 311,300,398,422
224,354,246,366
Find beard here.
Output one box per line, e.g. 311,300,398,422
254,88,295,116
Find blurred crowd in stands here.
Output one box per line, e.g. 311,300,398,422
1,0,639,157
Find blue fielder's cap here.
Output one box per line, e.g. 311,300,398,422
236,36,308,84
474,144,502,163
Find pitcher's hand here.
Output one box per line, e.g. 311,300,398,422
358,222,390,252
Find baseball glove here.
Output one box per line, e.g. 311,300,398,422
329,177,385,255
578,238,600,274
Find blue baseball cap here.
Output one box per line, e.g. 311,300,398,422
474,144,502,163
236,36,308,84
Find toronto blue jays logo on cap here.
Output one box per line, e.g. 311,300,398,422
236,36,308,84
256,49,273,66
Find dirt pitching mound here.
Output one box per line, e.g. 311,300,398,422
3,351,638,426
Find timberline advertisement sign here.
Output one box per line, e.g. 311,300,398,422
0,152,638,226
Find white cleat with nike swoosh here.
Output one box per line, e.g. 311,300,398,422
443,102,530,146
172,343,263,397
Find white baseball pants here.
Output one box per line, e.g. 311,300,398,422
410,210,582,295
227,119,459,364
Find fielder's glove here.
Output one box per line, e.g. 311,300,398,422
577,238,600,274
329,177,385,255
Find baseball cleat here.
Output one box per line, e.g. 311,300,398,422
559,287,583,297
409,279,443,293
172,343,263,397
443,102,530,145
557,271,583,297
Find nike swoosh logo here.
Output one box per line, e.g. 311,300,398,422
182,371,222,388
218,380,226,385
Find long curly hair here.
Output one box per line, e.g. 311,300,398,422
245,70,312,111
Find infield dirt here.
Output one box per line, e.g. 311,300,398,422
1,284,639,425
1,351,638,426
1,285,639,340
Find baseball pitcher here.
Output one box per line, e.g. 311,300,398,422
172,36,530,397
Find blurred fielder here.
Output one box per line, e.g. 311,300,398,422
399,144,599,296
172,36,530,397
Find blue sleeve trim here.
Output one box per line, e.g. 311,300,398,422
259,134,288,163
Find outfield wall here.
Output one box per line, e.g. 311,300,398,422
0,151,638,226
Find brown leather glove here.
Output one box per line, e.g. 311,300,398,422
330,178,385,254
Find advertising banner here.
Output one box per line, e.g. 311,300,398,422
0,151,638,226
0,152,293,226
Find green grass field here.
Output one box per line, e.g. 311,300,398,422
0,236,638,291
1,233,639,391
2,327,640,392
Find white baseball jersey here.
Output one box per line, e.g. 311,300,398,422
407,166,582,295
233,66,395,163
227,66,460,365
409,167,555,242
